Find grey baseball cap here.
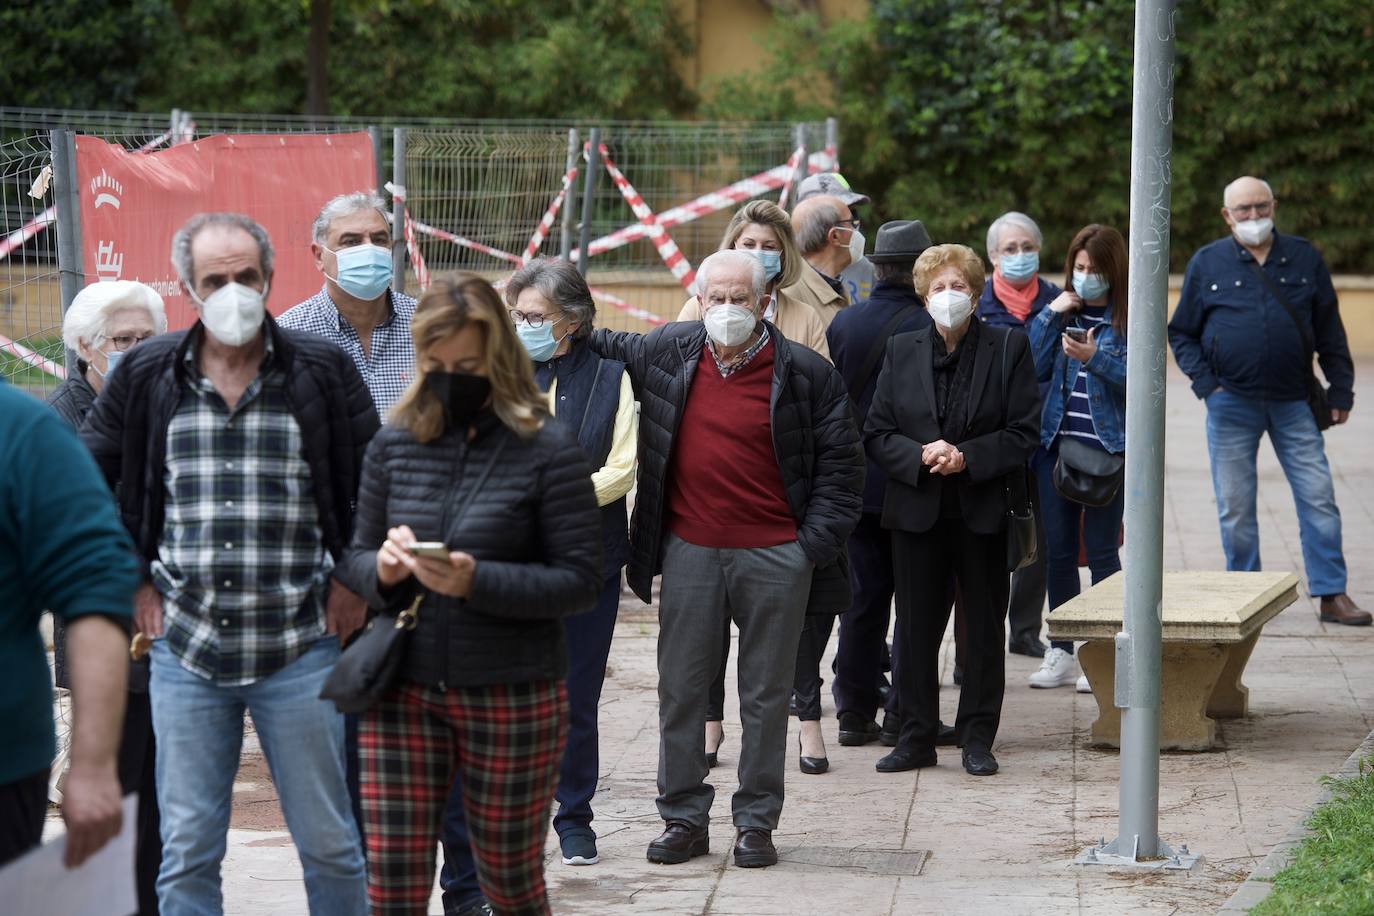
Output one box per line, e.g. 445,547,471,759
796,172,871,208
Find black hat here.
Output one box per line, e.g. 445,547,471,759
868,220,933,263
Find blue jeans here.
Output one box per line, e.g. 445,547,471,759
149,638,366,916
1038,444,1125,653
1205,389,1346,596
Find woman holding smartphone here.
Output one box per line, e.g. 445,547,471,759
1025,225,1130,691
339,273,603,915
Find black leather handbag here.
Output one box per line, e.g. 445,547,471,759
998,330,1039,571
1053,437,1125,507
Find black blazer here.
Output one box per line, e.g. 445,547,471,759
864,324,1040,535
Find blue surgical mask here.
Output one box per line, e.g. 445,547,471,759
327,243,393,301
95,348,123,378
1073,270,1111,301
747,248,783,283
999,250,1039,283
515,319,564,363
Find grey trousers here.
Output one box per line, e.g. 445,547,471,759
656,534,813,830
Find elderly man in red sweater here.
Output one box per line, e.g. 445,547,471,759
589,249,864,869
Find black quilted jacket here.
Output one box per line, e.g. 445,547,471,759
337,414,603,688
589,320,865,603
80,317,379,569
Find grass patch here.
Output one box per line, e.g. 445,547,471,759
0,334,65,394
1253,757,1374,914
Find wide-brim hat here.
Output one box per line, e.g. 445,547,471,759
796,172,870,208
868,220,933,263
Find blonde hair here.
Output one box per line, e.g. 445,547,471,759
914,244,987,301
719,200,803,290
389,273,546,443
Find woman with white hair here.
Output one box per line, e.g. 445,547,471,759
47,280,167,427
45,278,165,916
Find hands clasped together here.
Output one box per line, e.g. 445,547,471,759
377,524,477,599
922,439,966,476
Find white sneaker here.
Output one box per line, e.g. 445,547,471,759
1075,675,1091,694
1028,647,1078,688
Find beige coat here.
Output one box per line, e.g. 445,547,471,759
788,262,850,327
677,288,832,362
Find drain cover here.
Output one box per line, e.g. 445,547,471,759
778,846,928,876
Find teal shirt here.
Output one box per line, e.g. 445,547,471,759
0,380,139,785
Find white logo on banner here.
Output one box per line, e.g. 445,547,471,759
90,169,125,280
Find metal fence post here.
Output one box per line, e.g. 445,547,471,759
788,124,808,210
575,127,601,277
51,128,84,372
825,116,839,168
1075,0,1197,872
368,125,385,197
559,128,579,261
391,127,407,295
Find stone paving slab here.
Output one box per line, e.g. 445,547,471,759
48,361,1371,915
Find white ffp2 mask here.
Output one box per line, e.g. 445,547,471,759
703,303,756,347
191,282,268,346
926,289,973,329
1233,217,1273,248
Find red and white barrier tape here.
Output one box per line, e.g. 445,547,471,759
522,166,578,265
596,143,695,290
0,332,66,380
0,207,55,260
776,146,805,211
588,286,667,326
136,130,173,153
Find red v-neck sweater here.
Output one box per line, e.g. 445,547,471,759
666,339,798,549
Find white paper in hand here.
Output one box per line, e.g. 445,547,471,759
0,794,138,916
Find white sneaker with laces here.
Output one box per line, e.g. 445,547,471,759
1075,674,1091,693
1028,647,1078,688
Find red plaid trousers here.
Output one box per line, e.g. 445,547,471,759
360,679,568,915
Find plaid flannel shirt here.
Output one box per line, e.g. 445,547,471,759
277,285,417,414
707,325,770,378
151,335,331,685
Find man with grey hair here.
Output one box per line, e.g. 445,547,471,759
81,212,378,914
279,190,416,414
791,193,863,325
1170,175,1365,625
797,171,875,306
588,248,864,869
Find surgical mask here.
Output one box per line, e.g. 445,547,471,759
1072,271,1111,301
325,243,393,300
94,348,123,378
926,289,973,329
999,250,1039,283
515,319,565,363
424,370,492,430
747,249,782,283
1233,217,1274,248
844,227,865,264
703,303,756,347
190,282,267,347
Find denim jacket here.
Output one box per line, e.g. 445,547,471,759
1028,305,1127,452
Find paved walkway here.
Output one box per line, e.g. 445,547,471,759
88,362,1374,914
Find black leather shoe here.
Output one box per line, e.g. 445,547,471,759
1008,634,1048,658
962,748,999,776
935,721,959,747
705,726,724,769
733,828,778,868
647,821,709,864
953,664,963,686
837,712,880,747
879,712,900,747
875,747,936,772
799,753,828,775
452,900,493,916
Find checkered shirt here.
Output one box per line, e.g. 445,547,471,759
150,334,331,686
707,325,770,377
277,285,417,415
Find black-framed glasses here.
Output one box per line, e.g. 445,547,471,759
1227,201,1274,218
107,334,154,351
508,308,563,328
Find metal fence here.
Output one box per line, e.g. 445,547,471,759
0,108,835,393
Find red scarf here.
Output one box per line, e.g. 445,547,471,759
992,269,1038,323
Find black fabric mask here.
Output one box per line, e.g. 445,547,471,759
424,370,492,430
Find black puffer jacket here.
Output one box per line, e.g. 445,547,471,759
589,320,865,603
338,413,603,688
81,317,379,568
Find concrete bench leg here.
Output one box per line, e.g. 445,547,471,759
1078,640,1229,751
1207,629,1260,719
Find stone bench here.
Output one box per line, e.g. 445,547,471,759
1046,570,1299,751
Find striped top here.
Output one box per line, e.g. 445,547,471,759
1060,305,1110,451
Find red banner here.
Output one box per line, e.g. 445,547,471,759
76,133,376,330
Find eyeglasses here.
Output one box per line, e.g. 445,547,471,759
835,218,861,231
508,308,563,328
107,334,154,351
1227,201,1274,218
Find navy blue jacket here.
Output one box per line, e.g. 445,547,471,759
827,279,933,514
976,275,1061,329
1169,233,1354,409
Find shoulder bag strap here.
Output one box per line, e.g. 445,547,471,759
849,305,918,405
1245,260,1318,374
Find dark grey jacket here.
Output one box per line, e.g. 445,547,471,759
589,320,865,603
338,414,603,688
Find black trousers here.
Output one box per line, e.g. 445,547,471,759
892,521,1008,753
0,768,48,868
791,613,836,720
832,513,900,722
119,691,161,916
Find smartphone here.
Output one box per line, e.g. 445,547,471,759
1064,327,1089,343
407,541,450,559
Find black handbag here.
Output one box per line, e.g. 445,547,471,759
1053,437,1125,507
318,435,507,714
1245,261,1334,431
998,330,1038,571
